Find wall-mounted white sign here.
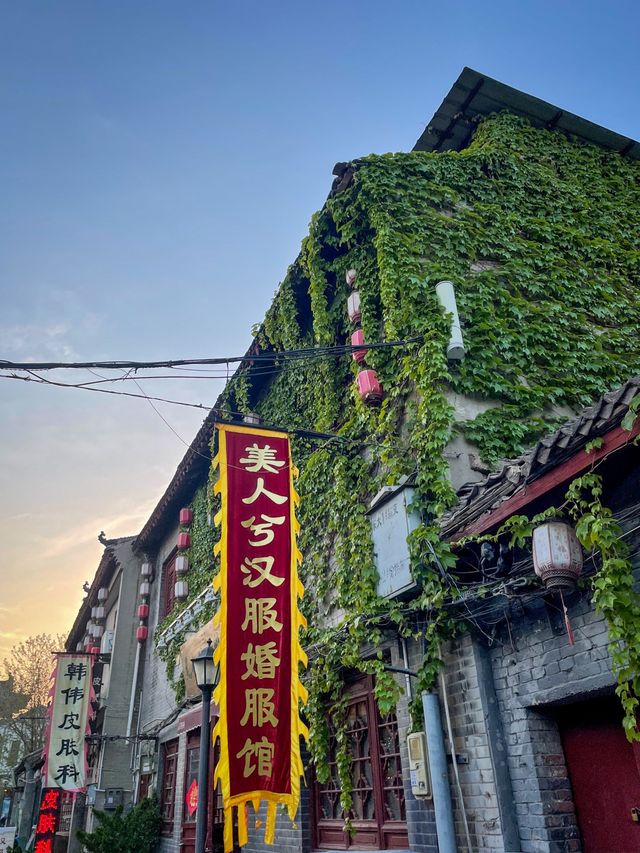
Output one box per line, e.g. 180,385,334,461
368,485,420,598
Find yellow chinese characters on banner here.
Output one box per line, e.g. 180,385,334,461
212,424,308,852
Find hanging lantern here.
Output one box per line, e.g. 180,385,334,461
75,642,84,652
91,607,99,619
86,620,94,636
175,579,189,600
351,329,368,363
137,626,149,643
346,269,357,287
141,562,153,578
347,291,362,325
137,604,150,619
356,369,383,405
92,624,104,639
179,508,194,526
140,581,150,598
97,587,109,602
94,606,105,621
177,532,191,550
90,646,101,655
532,521,583,590
176,554,189,575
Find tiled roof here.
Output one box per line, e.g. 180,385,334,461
440,375,640,538
65,539,135,649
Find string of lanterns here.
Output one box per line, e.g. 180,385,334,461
78,585,109,654
136,506,193,644
346,269,383,404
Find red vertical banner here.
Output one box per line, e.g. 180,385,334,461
212,425,308,852
33,788,62,853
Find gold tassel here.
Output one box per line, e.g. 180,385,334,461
265,801,277,845
223,805,233,853
237,802,248,847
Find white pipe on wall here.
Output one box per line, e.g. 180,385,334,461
435,280,465,360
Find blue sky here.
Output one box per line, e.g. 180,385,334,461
1,0,639,653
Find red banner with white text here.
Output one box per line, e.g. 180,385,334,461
212,425,307,852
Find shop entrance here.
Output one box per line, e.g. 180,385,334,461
557,694,640,853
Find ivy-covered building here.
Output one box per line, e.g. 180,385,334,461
63,68,640,853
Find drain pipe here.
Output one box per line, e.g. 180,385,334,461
422,691,457,853
385,664,457,853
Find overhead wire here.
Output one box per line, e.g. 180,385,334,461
0,335,424,372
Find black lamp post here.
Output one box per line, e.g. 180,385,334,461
191,639,220,853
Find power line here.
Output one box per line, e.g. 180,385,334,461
0,336,424,372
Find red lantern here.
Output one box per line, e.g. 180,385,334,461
137,626,149,643
177,532,191,550
347,291,361,325
357,369,383,404
179,508,193,526
137,604,150,619
351,329,368,363
90,646,101,655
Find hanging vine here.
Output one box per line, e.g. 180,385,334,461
155,112,640,821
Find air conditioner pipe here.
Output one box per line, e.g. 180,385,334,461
435,280,465,361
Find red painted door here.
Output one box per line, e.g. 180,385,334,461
180,728,225,853
558,695,640,853
180,730,201,853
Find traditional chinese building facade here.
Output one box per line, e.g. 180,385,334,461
55,68,640,853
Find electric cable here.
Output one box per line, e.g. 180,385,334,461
0,335,424,372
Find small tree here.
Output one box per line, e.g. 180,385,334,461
0,633,66,756
77,798,162,853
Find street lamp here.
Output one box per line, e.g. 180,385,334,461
192,639,220,853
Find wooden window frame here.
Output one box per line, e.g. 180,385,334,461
161,550,178,620
160,738,179,836
312,675,408,850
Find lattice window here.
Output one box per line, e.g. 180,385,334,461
161,553,177,619
313,676,408,850
160,738,179,836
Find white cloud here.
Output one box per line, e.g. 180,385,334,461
0,322,78,361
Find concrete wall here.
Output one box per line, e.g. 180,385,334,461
93,538,143,812
138,520,183,739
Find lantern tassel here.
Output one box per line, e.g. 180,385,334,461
559,591,575,645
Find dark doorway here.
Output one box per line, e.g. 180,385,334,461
557,694,640,853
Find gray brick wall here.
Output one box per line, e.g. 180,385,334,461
440,633,505,853
488,588,610,853
393,637,438,853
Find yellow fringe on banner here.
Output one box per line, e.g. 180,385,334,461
212,425,308,853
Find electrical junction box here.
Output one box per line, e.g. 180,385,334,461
104,788,123,810
407,732,431,798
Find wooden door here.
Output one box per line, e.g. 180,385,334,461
180,728,224,853
558,695,640,853
180,730,203,853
